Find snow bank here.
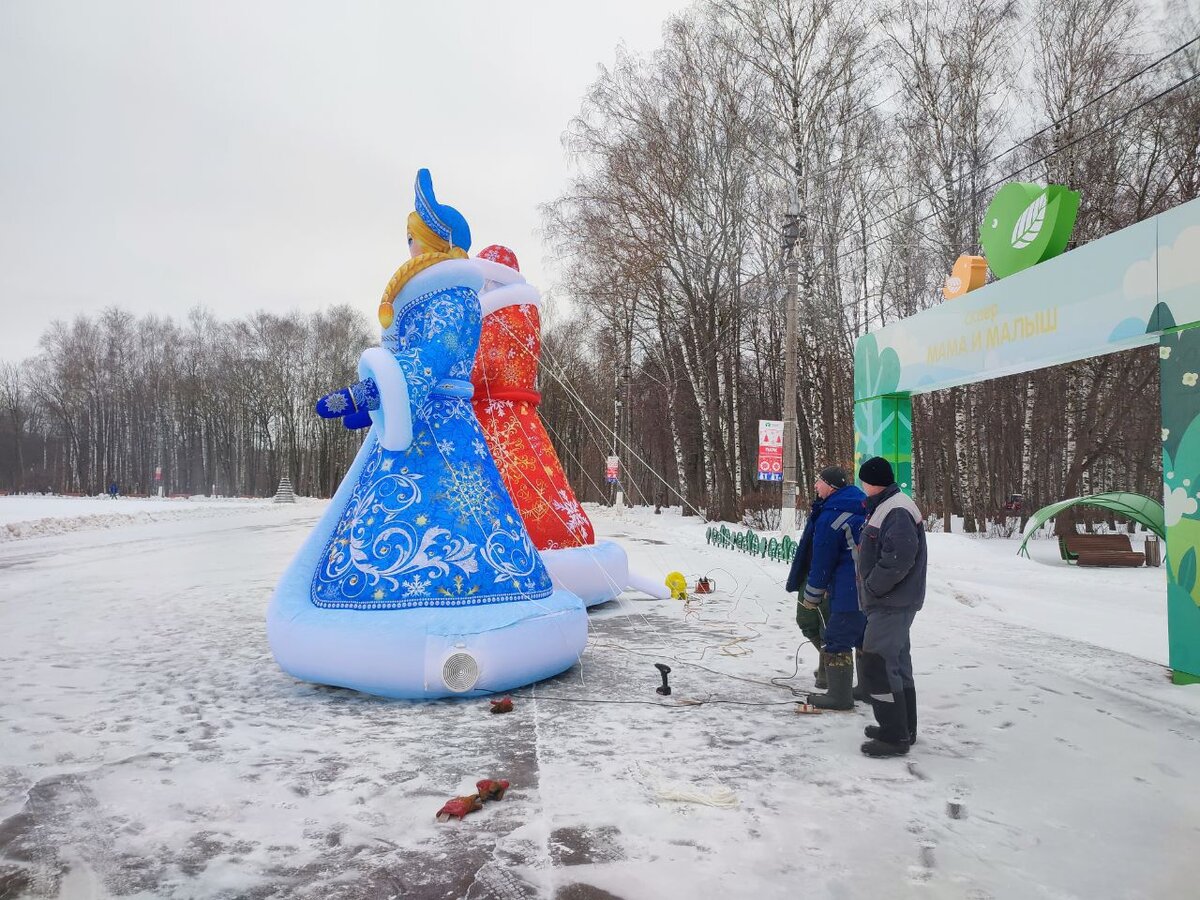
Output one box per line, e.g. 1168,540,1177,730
0,495,305,542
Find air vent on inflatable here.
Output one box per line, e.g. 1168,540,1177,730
442,652,480,693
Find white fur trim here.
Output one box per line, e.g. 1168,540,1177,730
358,347,413,452
394,258,484,309
480,282,541,317
471,258,525,286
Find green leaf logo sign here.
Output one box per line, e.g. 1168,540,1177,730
980,182,1080,279
1010,190,1047,249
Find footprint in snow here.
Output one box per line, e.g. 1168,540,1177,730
906,761,931,781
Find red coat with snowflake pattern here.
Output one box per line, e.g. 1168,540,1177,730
471,303,595,549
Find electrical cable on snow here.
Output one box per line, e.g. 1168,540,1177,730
484,312,822,700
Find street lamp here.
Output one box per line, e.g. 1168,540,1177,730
782,199,800,258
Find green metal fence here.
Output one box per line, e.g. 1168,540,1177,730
705,524,796,564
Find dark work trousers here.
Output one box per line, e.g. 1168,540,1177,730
862,607,916,692
823,609,866,654
860,607,918,743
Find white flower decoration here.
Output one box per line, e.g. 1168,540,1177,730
1160,346,1172,359
1163,428,1170,441
1184,372,1198,386
1166,485,1199,527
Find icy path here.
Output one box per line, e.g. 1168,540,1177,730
1,504,1198,899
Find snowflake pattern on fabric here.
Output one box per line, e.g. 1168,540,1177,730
350,377,381,411
471,303,596,550
311,282,553,609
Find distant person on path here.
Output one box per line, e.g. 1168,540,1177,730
108,481,119,499
786,466,866,706
856,457,928,758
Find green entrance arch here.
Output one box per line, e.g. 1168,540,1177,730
852,197,1200,684
1015,492,1165,559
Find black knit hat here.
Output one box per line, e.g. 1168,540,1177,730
818,466,848,490
858,456,895,487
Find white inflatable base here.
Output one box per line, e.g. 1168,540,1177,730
541,540,671,606
267,588,587,700
266,427,588,700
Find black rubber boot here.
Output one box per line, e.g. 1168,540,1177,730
865,687,917,744
812,651,828,691
862,690,910,757
807,652,854,710
861,736,909,757
864,724,917,746
852,650,869,703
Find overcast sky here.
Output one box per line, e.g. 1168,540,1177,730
0,0,690,361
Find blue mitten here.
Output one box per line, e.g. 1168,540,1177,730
343,409,372,430
316,388,355,419
315,378,381,419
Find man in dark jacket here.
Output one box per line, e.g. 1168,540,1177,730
787,478,831,689
856,456,928,757
786,466,867,708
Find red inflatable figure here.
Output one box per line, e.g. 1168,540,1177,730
468,246,670,607
470,245,595,550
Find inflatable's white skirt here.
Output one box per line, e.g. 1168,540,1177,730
541,541,672,607
266,428,589,700
267,588,587,699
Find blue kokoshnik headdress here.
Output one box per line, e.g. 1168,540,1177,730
415,168,472,252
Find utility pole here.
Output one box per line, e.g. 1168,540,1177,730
780,192,800,536
621,351,632,506
612,392,623,508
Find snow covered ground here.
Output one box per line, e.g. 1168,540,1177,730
0,495,304,543
1,500,1198,899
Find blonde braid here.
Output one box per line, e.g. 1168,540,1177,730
377,247,468,328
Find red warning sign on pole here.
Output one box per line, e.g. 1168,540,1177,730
757,420,783,482
605,456,620,484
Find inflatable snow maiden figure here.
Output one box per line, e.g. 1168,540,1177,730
470,245,670,606
267,171,588,699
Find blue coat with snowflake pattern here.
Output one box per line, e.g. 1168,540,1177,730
309,259,555,610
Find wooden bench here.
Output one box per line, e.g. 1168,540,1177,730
1058,533,1145,567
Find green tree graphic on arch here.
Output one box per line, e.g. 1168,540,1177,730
854,333,901,401
1160,323,1200,608
853,334,910,486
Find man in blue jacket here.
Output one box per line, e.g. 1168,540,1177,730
786,466,867,710
856,456,928,757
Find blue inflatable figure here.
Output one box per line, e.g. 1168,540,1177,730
267,169,588,699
